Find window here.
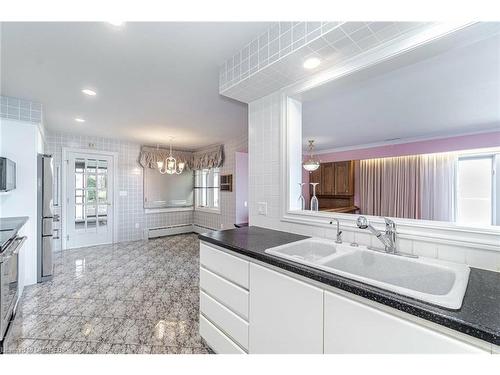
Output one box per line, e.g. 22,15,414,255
194,168,220,212
456,156,494,226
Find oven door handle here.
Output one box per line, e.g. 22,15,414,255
11,236,27,255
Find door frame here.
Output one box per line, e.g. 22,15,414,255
61,147,119,250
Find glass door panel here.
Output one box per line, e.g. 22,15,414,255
67,152,114,249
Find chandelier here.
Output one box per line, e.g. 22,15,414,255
302,140,320,172
157,138,185,175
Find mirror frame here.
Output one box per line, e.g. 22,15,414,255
279,23,500,251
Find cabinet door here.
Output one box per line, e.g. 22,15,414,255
321,162,335,195
309,165,322,196
333,161,354,196
249,264,324,353
324,291,486,353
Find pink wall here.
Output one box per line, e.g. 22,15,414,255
301,131,500,208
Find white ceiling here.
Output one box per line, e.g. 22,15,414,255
302,33,500,151
0,22,271,149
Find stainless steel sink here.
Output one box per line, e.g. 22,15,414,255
265,238,470,310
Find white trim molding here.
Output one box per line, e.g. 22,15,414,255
144,206,194,214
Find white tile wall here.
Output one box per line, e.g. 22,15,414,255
46,132,194,250
46,130,247,250
248,93,500,273
0,95,43,123
220,22,433,102
194,134,248,230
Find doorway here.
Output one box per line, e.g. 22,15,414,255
63,149,116,249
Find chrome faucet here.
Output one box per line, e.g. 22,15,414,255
356,216,417,258
329,218,343,244
356,216,397,253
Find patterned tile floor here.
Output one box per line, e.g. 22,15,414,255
4,234,211,354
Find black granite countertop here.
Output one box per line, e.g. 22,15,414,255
0,216,29,253
199,226,500,346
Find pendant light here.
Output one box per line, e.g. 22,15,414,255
156,144,165,172
157,138,185,175
302,140,320,172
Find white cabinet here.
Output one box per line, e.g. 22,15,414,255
199,240,490,354
200,242,249,288
200,291,249,349
324,291,487,353
199,242,249,353
199,315,246,354
249,263,324,353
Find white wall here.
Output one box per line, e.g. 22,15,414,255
248,93,500,273
0,118,43,288
47,131,248,247
46,132,193,249
235,151,249,224
194,134,248,230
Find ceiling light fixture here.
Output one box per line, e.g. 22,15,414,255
157,138,185,175
75,118,85,123
81,89,97,96
303,57,321,70
107,21,125,27
303,140,320,172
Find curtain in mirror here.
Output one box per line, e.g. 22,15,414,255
360,153,456,221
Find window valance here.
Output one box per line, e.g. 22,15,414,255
138,146,193,170
139,144,224,170
192,145,224,170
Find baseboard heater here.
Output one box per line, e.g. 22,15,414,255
147,223,218,239
192,224,217,235
147,224,194,239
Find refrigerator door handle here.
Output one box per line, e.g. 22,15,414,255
42,156,54,217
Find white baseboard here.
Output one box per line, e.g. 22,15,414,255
147,224,194,239
192,224,217,235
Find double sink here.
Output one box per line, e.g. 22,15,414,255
265,238,470,310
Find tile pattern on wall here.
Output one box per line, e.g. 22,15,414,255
248,93,500,272
47,130,248,249
46,132,194,250
4,234,211,354
220,22,437,102
0,95,43,123
193,134,248,230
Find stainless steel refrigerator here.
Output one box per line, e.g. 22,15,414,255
37,154,54,282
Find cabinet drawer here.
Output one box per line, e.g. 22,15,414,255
200,291,249,349
200,267,249,320
200,315,246,354
324,291,487,353
200,242,249,289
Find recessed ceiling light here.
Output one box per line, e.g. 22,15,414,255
107,21,124,27
75,118,85,123
303,57,321,70
81,89,97,96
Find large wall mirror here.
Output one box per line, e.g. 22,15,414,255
286,23,500,230
143,168,194,209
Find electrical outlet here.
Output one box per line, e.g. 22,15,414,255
258,202,268,216
135,223,140,229
220,223,224,229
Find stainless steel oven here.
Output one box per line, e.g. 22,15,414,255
0,236,25,342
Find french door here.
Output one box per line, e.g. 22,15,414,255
65,151,114,249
